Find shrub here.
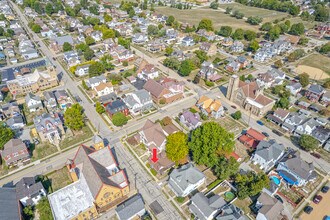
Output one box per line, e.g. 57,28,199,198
205,80,214,87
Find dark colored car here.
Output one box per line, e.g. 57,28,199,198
257,120,264,126
311,152,321,159
231,105,237,109
321,186,329,193
262,132,269,137
274,195,283,203
272,129,283,136
304,206,313,214
313,195,323,204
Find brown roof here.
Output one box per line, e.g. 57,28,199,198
255,94,274,106
285,35,300,44
1,139,29,164
143,79,168,98
258,192,284,220
163,123,179,135
142,64,156,74
149,151,175,173
140,120,166,147
94,82,113,92
72,145,128,198
239,81,259,99
274,108,290,118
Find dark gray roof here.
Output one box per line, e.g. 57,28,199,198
6,115,24,128
308,84,324,95
54,90,69,99
216,204,247,220
106,99,127,114
116,194,145,220
43,91,55,101
0,187,21,220
16,177,45,206
169,163,205,196
99,92,117,104
254,140,285,163
189,193,226,220
311,126,330,143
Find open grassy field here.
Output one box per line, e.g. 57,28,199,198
287,17,318,29
297,53,330,78
155,7,259,31
218,3,289,23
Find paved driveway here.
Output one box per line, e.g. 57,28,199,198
300,190,330,220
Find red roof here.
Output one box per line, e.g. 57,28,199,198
246,128,266,141
225,152,241,161
239,135,258,148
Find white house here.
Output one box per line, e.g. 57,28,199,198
123,89,153,115
25,93,43,112
94,82,114,97
168,163,205,197
75,64,90,77
16,177,46,207
294,118,320,136
286,81,302,96
139,120,166,152
137,64,159,80
86,75,107,89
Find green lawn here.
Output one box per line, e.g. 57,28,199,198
155,7,259,31
298,53,330,76
31,143,58,161
218,3,289,23
43,167,73,193
59,125,93,149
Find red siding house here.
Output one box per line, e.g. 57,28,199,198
239,128,266,149
106,99,129,118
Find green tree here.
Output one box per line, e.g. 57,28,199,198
235,172,270,199
197,18,214,31
82,80,89,90
248,40,260,52
166,15,175,26
112,112,128,126
147,25,159,36
89,5,99,15
213,156,239,181
36,197,53,220
166,132,188,163
62,42,73,52
64,103,85,131
179,59,195,76
314,4,329,22
104,14,112,22
163,57,180,70
267,25,281,41
232,28,244,40
274,60,283,68
45,3,54,16
102,29,115,39
32,24,41,33
287,49,305,62
225,6,232,14
247,16,263,25
194,50,208,63
85,36,95,45
279,23,290,34
118,37,130,49
88,62,105,77
188,122,235,167
218,26,232,37
75,43,89,52
95,102,105,114
165,47,173,56
0,14,6,21
210,1,219,9
319,42,330,54
289,23,305,35
83,48,94,61
261,22,273,31
298,37,309,46
299,73,309,87
276,97,290,109
323,79,330,89
231,111,242,120
0,27,4,36
244,30,256,41
33,1,42,14
0,126,15,150
319,108,330,117
299,134,319,151
233,10,244,19
23,206,34,220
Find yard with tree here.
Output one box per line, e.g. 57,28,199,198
299,134,319,151
165,132,188,164
0,126,15,150
64,104,85,131
112,112,128,127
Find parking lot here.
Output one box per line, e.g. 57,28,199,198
300,186,330,220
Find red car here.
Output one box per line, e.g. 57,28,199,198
313,195,323,204
311,152,321,159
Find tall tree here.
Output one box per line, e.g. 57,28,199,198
62,42,73,52
235,172,270,199
232,28,244,40
299,73,309,87
218,26,232,37
213,156,239,180
248,40,260,52
166,132,189,163
95,102,105,114
88,62,105,77
64,103,85,131
197,19,214,31
45,3,54,16
299,134,319,151
179,59,195,76
0,126,15,150
85,36,95,45
188,122,235,167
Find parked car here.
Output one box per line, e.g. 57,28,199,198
272,129,283,136
303,206,313,214
262,132,269,137
231,105,237,109
274,195,283,203
311,152,321,159
257,120,264,126
321,186,329,193
313,195,323,204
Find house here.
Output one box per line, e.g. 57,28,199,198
180,110,202,130
168,163,205,197
196,95,224,119
132,33,148,44
99,92,117,105
6,115,25,130
0,187,23,220
90,31,103,42
1,101,20,119
146,39,166,53
94,82,114,97
63,51,80,67
75,64,90,77
199,62,221,82
16,177,46,207
226,75,275,117
230,41,244,53
86,75,107,89
306,84,325,102
43,91,57,109
189,192,226,220
110,45,134,62
33,113,64,144
225,60,241,73
267,108,290,125
0,139,30,167
50,35,74,52
106,99,129,118
282,112,307,133
216,204,247,220
324,140,330,152
321,91,330,106
256,69,286,89
115,194,146,220
199,43,217,56
181,36,194,46
222,37,234,47
25,93,43,112
311,126,330,145
286,81,302,96
139,119,166,152
251,140,285,171
197,29,216,41
294,118,320,136
239,128,266,149
255,192,285,220
137,64,159,80
49,145,129,220
277,151,316,186
54,90,72,110
143,79,183,104
123,89,153,115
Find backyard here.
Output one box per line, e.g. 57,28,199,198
40,166,73,193
59,125,94,149
155,7,259,31
31,143,59,161
297,53,330,78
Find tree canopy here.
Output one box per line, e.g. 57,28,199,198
218,26,232,37
95,102,105,114
88,62,105,77
197,19,214,31
62,42,73,52
213,156,239,181
235,171,270,199
231,111,242,120
179,59,195,76
112,112,128,126
166,131,189,163
188,122,235,167
299,134,319,151
64,103,85,131
299,73,309,87
0,126,15,150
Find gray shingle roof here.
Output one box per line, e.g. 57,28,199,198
115,194,145,220
254,140,285,162
0,187,21,220
16,177,45,206
189,193,226,220
216,204,247,220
